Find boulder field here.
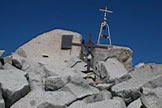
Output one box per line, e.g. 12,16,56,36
0,29,161,108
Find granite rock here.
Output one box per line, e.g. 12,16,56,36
0,69,30,108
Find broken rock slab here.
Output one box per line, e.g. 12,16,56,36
0,69,30,108
92,45,133,71
11,90,76,108
94,58,128,83
43,64,85,84
66,76,99,99
111,64,162,104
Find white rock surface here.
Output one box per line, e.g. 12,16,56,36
92,45,133,71
15,29,82,67
94,58,128,82
0,69,30,108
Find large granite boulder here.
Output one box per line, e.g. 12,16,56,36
94,58,128,83
11,90,76,108
111,64,162,104
140,87,162,108
15,29,82,67
0,69,30,108
92,45,133,71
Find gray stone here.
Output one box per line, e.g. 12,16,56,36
92,45,133,71
0,62,2,69
141,87,162,107
94,58,128,83
113,97,127,108
66,57,87,72
0,69,30,108
45,76,65,91
95,83,113,91
0,84,5,108
11,90,75,108
27,72,44,90
141,94,162,108
12,59,23,69
2,63,17,70
69,98,126,108
37,102,65,108
83,90,112,103
111,64,162,104
43,64,85,84
66,76,99,99
127,98,142,108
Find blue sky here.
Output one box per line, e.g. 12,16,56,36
0,0,161,65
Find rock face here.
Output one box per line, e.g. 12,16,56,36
92,46,133,71
0,69,30,108
15,29,82,67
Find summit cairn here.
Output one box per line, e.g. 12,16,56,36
0,4,161,108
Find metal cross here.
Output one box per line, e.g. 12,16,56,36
99,6,113,19
97,6,113,45
72,33,108,73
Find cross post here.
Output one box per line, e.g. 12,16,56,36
72,33,108,73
